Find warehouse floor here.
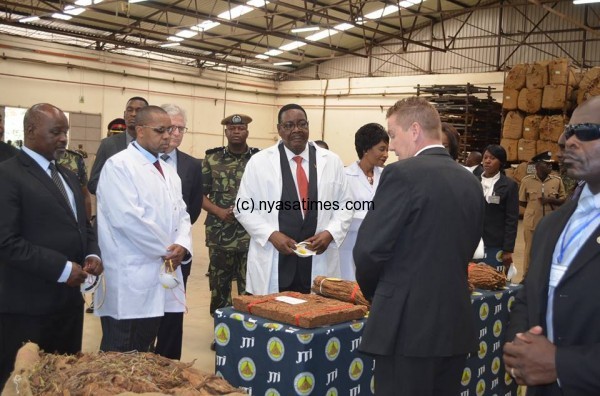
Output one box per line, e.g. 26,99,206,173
82,214,527,374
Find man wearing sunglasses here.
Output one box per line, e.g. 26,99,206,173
505,95,600,395
94,105,192,353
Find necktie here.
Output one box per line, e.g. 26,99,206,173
293,156,308,214
48,163,71,208
153,160,164,178
161,154,170,162
558,195,598,264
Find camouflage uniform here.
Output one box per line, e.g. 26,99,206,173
203,145,259,314
58,149,88,188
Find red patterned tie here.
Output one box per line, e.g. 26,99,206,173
153,160,164,178
293,156,308,214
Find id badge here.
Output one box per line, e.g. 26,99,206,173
487,195,500,204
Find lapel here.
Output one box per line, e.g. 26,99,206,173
560,213,600,285
315,145,327,190
347,161,372,196
538,202,576,286
18,152,77,222
175,149,185,180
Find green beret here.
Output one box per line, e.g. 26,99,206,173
221,114,252,126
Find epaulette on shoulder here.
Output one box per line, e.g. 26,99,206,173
522,174,535,180
205,147,225,155
249,147,260,155
549,174,562,179
65,149,83,158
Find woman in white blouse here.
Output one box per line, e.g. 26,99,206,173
339,123,389,280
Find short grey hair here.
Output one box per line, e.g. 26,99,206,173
160,103,187,125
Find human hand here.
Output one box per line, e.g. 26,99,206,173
216,206,236,223
304,231,333,255
503,326,557,386
268,231,297,255
66,262,89,287
83,256,103,276
164,244,188,269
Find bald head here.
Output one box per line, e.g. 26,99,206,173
23,103,69,161
570,96,600,125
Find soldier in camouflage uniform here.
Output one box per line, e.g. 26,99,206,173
202,114,259,315
58,148,92,219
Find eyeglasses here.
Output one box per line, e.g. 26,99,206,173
564,123,600,141
172,126,188,134
139,125,177,135
279,120,309,132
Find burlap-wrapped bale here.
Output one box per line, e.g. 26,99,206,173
536,140,560,161
505,64,527,90
501,138,519,162
526,62,548,89
522,115,543,140
548,58,576,86
539,114,567,142
513,161,530,183
518,139,537,162
233,292,368,328
1,343,246,396
542,85,573,110
468,263,507,290
517,88,542,114
311,276,370,307
505,167,515,181
502,110,524,140
578,67,600,104
502,88,519,110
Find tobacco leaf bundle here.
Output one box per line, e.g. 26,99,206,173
468,263,507,290
311,276,370,308
4,343,245,396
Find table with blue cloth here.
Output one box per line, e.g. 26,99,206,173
214,284,522,396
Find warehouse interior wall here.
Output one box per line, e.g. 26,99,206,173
0,34,506,165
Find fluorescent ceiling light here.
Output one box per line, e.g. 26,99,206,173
64,6,86,16
274,61,292,66
129,0,146,3
399,0,422,7
291,26,320,33
192,21,220,32
573,0,600,4
52,13,73,20
265,49,283,56
279,41,306,51
334,23,354,31
306,29,338,41
75,0,104,5
167,36,184,42
160,42,180,47
364,5,399,20
218,0,268,20
19,16,40,23
247,0,268,6
255,54,269,59
176,29,198,38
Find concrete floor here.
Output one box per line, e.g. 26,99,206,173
82,214,527,375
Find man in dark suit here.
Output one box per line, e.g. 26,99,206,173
504,95,600,395
353,97,485,396
88,97,148,194
154,103,203,360
0,103,102,388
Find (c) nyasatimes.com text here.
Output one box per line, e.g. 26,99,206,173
235,198,374,214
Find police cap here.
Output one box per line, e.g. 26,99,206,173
108,118,127,131
221,114,252,126
530,151,552,163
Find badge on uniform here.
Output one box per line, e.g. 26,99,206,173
487,195,500,204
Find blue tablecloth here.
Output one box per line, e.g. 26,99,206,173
214,284,522,395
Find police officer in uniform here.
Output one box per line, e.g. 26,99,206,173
202,114,259,322
519,151,566,278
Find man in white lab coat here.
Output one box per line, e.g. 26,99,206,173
235,103,353,295
95,105,192,352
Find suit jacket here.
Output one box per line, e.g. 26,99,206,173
0,151,99,315
478,172,519,252
175,149,203,224
354,147,485,357
0,141,18,163
507,200,600,395
88,132,128,194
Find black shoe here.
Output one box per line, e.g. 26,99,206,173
210,341,216,351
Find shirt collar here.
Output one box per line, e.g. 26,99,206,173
578,184,600,210
415,144,445,157
22,145,52,171
283,142,309,163
132,141,159,163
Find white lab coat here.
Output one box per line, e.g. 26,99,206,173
338,161,383,281
235,142,353,295
95,144,192,319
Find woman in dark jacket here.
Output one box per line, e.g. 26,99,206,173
477,144,519,274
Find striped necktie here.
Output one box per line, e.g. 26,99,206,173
48,162,71,209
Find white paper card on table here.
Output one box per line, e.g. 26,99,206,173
275,296,307,305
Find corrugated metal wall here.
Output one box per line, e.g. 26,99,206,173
286,1,599,80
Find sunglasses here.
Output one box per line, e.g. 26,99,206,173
564,123,600,141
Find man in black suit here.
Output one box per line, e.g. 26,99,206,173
88,97,148,194
353,97,485,396
0,112,18,163
0,103,102,388
154,103,203,360
504,95,600,395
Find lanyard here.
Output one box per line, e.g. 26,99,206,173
558,211,600,263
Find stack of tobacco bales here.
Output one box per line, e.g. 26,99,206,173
416,84,502,159
501,58,577,164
